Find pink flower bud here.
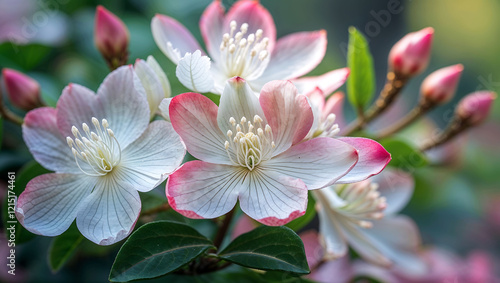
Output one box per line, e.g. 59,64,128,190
421,64,463,104
456,91,496,125
94,6,129,60
388,27,434,77
2,68,42,111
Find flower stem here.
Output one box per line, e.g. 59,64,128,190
376,100,436,139
420,116,469,151
213,208,236,249
343,71,409,135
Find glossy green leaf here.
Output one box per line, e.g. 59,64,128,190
381,138,428,170
109,221,213,282
218,226,309,274
347,27,375,111
48,222,84,272
285,192,316,231
2,161,50,244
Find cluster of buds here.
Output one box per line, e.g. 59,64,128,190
94,6,130,70
371,27,496,147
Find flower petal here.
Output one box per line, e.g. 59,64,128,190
223,0,276,51
259,80,314,156
169,92,231,164
176,50,215,93
167,161,244,219
217,77,266,134
238,170,307,226
117,120,185,192
292,67,350,96
252,30,327,87
16,173,96,236
262,137,358,190
300,230,324,269
146,55,171,98
151,14,204,64
370,169,414,215
345,216,425,273
200,0,225,59
323,92,346,129
57,66,150,149
76,176,141,245
135,59,164,119
305,87,325,135
313,188,348,258
336,137,391,184
310,256,353,283
158,98,172,121
23,107,78,173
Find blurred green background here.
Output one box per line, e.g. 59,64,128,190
1,0,499,282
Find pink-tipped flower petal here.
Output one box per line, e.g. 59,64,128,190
336,137,391,184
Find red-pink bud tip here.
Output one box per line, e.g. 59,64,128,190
421,64,463,104
2,68,42,111
389,27,434,77
456,91,496,125
94,5,129,60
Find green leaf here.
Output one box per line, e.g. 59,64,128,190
109,221,213,282
48,222,84,272
381,138,428,170
0,43,51,69
217,226,310,274
285,192,316,231
2,161,50,244
0,117,3,150
346,27,375,111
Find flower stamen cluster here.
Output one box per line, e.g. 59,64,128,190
334,182,387,228
66,117,122,176
224,115,275,171
220,21,269,78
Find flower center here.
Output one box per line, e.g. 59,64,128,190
219,20,270,78
334,182,387,228
66,117,121,176
311,113,340,139
224,115,275,171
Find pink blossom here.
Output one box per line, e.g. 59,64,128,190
151,0,337,94
16,66,185,245
166,77,389,225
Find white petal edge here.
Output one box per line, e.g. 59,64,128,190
16,173,96,237
135,59,165,119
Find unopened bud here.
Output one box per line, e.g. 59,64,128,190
94,6,129,67
388,27,434,77
2,68,42,111
456,91,496,125
421,64,463,104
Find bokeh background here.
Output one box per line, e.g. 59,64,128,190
1,0,499,282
